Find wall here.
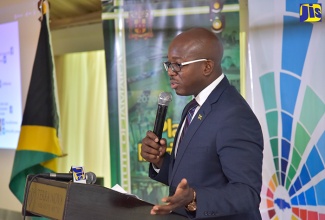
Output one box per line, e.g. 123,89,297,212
51,23,104,55
0,150,22,212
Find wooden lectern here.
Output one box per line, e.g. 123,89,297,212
22,176,187,220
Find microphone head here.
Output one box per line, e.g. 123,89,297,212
85,172,97,184
158,92,172,106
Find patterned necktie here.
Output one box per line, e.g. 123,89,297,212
179,99,199,143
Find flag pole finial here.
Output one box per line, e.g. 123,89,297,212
37,0,47,21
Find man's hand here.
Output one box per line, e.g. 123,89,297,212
141,130,167,168
150,178,194,215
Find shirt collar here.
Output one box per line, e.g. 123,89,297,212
194,73,224,106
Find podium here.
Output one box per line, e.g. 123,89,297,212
22,176,187,220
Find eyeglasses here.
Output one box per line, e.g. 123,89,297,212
163,59,207,72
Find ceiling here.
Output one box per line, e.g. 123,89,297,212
49,0,102,30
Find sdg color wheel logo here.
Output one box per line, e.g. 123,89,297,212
259,4,325,220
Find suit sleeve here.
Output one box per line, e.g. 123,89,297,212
148,153,171,186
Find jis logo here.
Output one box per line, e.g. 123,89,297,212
71,166,85,181
300,4,322,22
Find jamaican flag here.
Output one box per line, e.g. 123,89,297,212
9,7,63,203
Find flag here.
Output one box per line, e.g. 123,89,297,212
9,3,63,203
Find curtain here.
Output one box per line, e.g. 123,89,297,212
54,50,111,187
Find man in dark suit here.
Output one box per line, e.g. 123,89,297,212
141,27,264,219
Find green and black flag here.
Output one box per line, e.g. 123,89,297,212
9,3,63,203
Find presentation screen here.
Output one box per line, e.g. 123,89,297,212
0,0,40,149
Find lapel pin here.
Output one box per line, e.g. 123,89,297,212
198,114,202,120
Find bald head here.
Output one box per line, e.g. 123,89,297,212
166,28,224,96
169,27,223,74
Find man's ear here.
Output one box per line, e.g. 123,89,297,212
203,60,214,76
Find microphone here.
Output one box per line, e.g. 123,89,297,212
153,92,172,139
38,172,97,184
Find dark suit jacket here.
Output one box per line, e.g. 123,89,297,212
149,76,264,219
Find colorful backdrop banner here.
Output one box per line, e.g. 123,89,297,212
246,0,325,219
102,0,240,204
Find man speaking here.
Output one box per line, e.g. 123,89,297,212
141,27,264,219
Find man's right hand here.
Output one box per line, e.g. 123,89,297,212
141,130,167,168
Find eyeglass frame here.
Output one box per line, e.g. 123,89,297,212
163,58,208,72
